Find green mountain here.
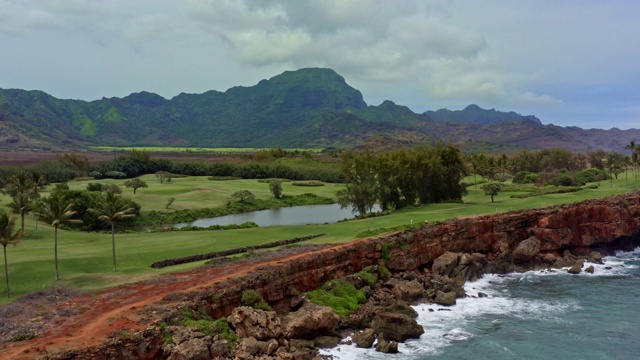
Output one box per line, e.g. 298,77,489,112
1,67,639,152
425,104,541,125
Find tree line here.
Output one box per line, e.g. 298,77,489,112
1,170,137,297
337,143,468,215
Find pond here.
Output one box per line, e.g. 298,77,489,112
174,203,380,228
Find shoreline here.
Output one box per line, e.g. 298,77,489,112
2,191,640,359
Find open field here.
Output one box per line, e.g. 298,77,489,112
1,173,640,304
55,175,343,213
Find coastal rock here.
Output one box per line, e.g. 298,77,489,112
432,252,460,276
389,279,425,302
167,337,210,360
513,236,541,263
352,328,376,348
370,312,424,342
588,251,603,264
568,259,585,274
375,334,399,354
209,340,231,359
585,265,595,274
227,306,281,340
282,302,337,340
235,336,279,358
433,290,456,306
314,335,340,348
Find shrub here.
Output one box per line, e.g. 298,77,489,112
208,176,241,181
512,171,539,184
104,171,127,179
89,171,102,179
86,182,104,192
241,290,272,311
380,241,393,261
257,178,291,183
291,180,324,187
307,279,366,316
355,268,377,286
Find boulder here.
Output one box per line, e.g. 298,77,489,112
541,253,557,264
385,301,419,318
375,334,399,354
314,336,340,349
234,337,279,358
209,340,231,359
513,236,541,263
282,302,337,340
390,279,425,302
370,312,424,342
433,290,456,306
432,252,460,277
352,328,376,348
167,338,210,360
227,306,281,340
588,251,603,264
585,265,595,274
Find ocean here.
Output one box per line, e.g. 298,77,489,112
322,248,640,360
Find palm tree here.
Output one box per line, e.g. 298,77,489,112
36,194,82,281
8,193,33,234
4,170,32,198
30,172,48,229
89,192,135,272
0,213,22,298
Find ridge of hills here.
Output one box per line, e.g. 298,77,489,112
0,67,638,153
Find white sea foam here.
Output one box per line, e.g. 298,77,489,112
320,250,640,359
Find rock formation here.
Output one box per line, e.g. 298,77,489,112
17,191,640,359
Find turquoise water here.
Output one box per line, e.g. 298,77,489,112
322,248,640,360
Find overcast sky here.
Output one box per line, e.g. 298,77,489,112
1,0,638,129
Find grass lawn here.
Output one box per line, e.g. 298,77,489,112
1,173,639,304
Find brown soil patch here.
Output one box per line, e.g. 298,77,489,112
195,188,212,192
0,243,350,359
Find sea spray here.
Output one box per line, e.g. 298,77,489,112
321,248,640,359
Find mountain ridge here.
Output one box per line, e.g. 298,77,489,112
0,67,638,153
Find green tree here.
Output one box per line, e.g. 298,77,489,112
269,181,282,199
8,193,33,234
155,171,171,183
30,172,48,229
481,183,503,203
36,194,82,280
4,170,32,198
231,190,256,203
123,178,148,194
89,192,136,272
0,213,22,298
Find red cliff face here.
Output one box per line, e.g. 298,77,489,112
207,192,640,318
26,192,640,359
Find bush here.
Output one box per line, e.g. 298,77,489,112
291,181,324,187
512,171,539,184
86,182,104,192
89,171,102,179
257,178,291,183
546,174,579,187
307,279,366,316
104,171,127,179
208,176,241,181
355,268,377,286
241,290,272,311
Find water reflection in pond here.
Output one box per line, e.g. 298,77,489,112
174,203,380,228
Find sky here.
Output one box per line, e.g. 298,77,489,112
1,0,639,130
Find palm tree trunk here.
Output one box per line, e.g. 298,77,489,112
54,226,59,281
4,246,10,298
111,222,117,272
21,213,25,234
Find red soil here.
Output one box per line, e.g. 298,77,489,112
0,243,350,359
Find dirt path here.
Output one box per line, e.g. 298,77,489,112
0,243,352,359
